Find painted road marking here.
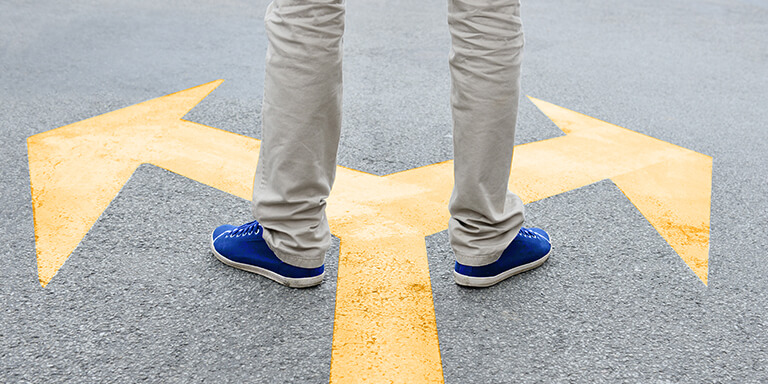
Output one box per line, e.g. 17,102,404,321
26,80,712,383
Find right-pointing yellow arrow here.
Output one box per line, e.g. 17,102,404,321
519,97,712,284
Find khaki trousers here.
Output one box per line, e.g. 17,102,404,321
252,0,525,268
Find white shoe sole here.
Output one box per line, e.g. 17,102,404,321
453,246,551,288
210,234,324,288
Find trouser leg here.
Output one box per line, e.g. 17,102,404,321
447,0,526,266
251,0,345,268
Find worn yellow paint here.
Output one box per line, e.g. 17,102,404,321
330,235,443,383
520,97,712,283
326,167,448,383
27,81,713,383
27,80,260,287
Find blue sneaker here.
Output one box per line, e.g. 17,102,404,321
210,220,325,288
453,227,551,287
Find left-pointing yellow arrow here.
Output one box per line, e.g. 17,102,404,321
26,80,264,286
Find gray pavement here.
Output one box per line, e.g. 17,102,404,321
2,0,768,382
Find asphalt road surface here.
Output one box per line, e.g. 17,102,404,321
2,0,767,382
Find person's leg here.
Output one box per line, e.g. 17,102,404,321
447,0,526,267
251,0,346,269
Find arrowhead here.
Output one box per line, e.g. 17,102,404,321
27,80,224,287
612,158,712,284
526,96,713,284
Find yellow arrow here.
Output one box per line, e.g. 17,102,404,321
518,97,712,284
27,80,261,286
27,81,712,383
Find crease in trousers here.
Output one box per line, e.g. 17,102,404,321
251,0,526,268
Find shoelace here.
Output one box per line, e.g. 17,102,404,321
518,227,551,244
229,220,261,237
518,227,538,239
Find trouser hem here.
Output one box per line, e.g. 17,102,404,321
453,249,506,267
260,228,327,269
272,248,326,269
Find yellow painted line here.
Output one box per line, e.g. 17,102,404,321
326,167,448,383
26,81,713,383
330,235,442,383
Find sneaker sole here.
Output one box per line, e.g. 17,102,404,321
210,234,324,288
453,246,551,288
